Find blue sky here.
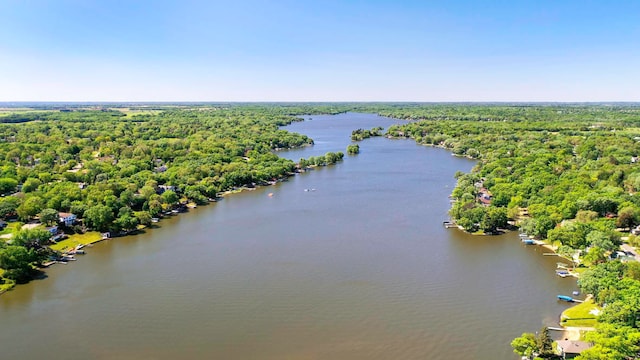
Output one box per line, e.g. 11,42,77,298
0,0,638,102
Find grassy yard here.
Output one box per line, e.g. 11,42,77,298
0,269,15,293
0,221,23,236
50,232,104,252
572,267,588,276
560,299,600,327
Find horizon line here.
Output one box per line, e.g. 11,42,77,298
2,101,640,105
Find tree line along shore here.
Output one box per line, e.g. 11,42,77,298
2,103,640,358
380,104,640,359
0,104,347,291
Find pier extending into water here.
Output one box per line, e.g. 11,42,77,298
443,221,458,228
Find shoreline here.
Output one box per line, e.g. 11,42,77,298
447,220,586,333
1,111,351,295
0,165,321,295
390,125,589,340
385,135,480,160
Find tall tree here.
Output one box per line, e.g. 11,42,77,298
39,208,59,226
0,246,38,283
83,204,114,232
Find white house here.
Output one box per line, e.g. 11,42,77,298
59,212,77,227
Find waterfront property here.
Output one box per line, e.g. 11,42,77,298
556,340,593,359
58,212,77,227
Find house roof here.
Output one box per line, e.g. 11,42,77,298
557,340,592,354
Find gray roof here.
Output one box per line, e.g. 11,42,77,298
557,340,592,354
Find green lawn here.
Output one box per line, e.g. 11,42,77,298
0,269,15,293
571,267,588,276
0,222,23,236
560,299,600,327
50,232,104,252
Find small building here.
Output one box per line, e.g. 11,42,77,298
478,187,492,206
46,226,58,235
59,212,77,227
158,185,178,194
51,233,66,242
556,340,592,359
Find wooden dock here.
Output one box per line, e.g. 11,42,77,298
547,327,565,331
443,221,457,229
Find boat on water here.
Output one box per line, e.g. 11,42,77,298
556,270,570,277
151,218,159,223
443,221,457,228
522,239,536,245
557,295,574,302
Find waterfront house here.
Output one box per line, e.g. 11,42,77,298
59,212,77,227
556,340,592,359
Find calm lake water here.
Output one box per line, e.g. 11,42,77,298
0,113,577,359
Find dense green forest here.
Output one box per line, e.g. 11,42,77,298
380,104,640,359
